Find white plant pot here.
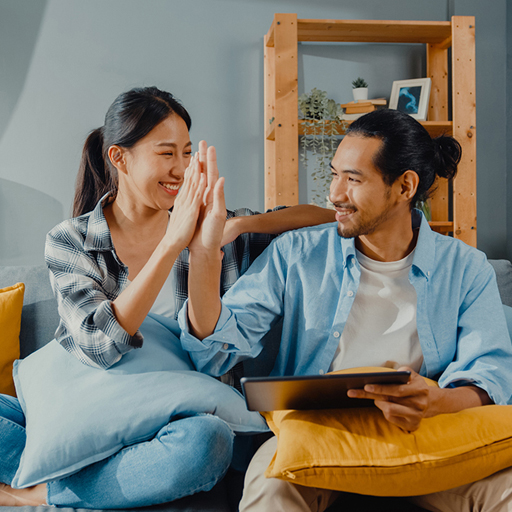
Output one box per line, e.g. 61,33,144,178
352,87,368,102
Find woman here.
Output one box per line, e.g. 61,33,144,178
0,86,334,508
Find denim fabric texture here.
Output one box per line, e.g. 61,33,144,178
47,415,234,509
0,394,25,485
0,393,234,508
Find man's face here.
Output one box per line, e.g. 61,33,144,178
329,135,399,239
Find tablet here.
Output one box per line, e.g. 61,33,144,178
240,371,411,411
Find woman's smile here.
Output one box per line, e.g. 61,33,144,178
159,181,181,196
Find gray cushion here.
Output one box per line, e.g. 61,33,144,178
0,265,59,356
489,259,512,308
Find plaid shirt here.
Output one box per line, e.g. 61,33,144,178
45,195,284,370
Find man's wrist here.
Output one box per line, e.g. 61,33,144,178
188,248,224,266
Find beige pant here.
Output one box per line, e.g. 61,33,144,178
239,436,512,512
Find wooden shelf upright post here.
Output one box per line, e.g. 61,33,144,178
426,35,450,226
264,13,299,209
451,16,477,247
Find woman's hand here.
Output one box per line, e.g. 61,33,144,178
347,367,432,432
188,143,227,255
164,153,206,251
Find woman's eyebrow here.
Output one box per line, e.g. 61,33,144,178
155,141,192,148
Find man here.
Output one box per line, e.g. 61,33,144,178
180,109,512,511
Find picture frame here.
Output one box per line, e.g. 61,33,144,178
389,78,432,121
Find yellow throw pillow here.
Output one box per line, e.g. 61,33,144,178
0,283,24,396
263,367,512,496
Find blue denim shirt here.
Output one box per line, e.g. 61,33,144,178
180,210,512,405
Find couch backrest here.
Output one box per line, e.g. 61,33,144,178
1,259,512,364
489,260,512,307
0,265,59,357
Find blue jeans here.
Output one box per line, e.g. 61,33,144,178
0,394,234,509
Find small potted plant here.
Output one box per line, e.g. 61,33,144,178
352,77,368,102
298,88,345,206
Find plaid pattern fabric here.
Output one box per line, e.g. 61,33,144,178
45,194,284,370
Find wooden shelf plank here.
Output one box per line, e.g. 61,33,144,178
266,123,275,141
297,119,452,138
429,221,454,234
266,19,275,47
297,19,452,45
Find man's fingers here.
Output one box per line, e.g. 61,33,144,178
374,400,421,432
198,140,207,169
212,177,226,215
207,145,219,186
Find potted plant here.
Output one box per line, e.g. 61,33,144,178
298,88,345,206
352,77,368,102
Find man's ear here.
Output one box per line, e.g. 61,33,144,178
107,145,127,174
399,170,420,203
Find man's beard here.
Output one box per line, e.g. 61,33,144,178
336,207,392,239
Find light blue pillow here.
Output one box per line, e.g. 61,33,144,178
12,313,268,488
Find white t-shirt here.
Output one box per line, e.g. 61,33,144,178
126,268,177,319
329,248,423,372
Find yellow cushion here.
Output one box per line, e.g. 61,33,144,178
0,283,24,396
262,367,512,496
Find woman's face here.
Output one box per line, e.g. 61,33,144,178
117,114,192,211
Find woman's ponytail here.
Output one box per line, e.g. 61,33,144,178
432,135,462,181
72,127,117,217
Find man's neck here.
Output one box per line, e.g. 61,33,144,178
355,211,419,262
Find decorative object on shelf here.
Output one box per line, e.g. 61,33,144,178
298,88,344,206
389,78,432,121
340,98,387,120
352,77,368,102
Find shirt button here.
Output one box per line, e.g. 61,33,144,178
333,331,340,338
319,369,325,375
347,290,354,297
223,343,229,350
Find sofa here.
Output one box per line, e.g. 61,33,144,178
1,259,512,512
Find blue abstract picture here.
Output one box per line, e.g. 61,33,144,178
397,86,421,114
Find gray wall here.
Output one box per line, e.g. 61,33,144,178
0,0,509,264
507,1,512,262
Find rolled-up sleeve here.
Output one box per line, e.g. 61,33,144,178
45,222,143,369
437,256,512,405
179,236,288,376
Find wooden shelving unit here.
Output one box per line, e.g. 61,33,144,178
264,14,477,246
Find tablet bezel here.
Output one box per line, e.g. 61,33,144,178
241,371,412,411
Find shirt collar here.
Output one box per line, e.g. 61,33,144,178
83,193,116,252
338,208,434,277
410,208,435,279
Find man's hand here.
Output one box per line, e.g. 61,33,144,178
188,142,226,255
347,366,493,432
347,367,432,432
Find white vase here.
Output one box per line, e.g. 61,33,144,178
352,87,368,102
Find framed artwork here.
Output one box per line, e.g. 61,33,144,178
389,78,431,120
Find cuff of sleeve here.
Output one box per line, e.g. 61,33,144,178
439,371,506,405
94,300,144,353
178,299,233,352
